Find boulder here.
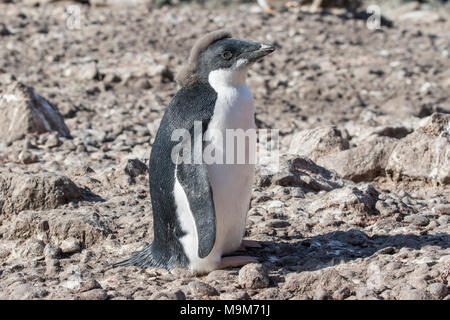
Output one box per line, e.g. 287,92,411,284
317,137,397,182
386,113,450,184
3,207,112,247
306,184,380,217
0,82,70,144
288,126,349,161
256,155,344,192
0,170,82,216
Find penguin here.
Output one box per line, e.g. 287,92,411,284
113,30,275,273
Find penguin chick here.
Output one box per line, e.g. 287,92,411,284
113,30,275,274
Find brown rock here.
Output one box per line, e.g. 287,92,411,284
0,171,81,216
5,208,111,247
386,113,450,184
307,184,380,216
188,280,219,297
60,238,82,254
256,155,344,192
79,289,108,300
288,126,349,161
0,82,70,144
238,263,270,289
317,137,397,182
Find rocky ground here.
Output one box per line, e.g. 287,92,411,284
0,0,449,300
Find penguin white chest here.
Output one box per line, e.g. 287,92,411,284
205,74,256,258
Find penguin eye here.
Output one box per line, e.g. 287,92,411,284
221,51,233,60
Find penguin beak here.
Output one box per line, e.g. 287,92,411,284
245,43,275,63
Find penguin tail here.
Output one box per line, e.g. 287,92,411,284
111,243,159,269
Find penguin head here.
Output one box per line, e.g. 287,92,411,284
176,30,275,88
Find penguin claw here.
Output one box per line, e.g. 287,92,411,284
219,255,259,269
262,5,277,15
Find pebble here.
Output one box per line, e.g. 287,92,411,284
403,215,430,226
238,263,270,289
60,238,81,254
188,280,219,297
427,282,448,298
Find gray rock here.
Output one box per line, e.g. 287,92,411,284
45,133,61,148
220,291,250,300
79,289,108,300
307,184,380,216
6,208,111,247
60,238,81,254
13,238,45,258
256,155,344,192
44,243,61,259
0,171,82,216
435,204,450,215
399,288,434,300
313,288,329,300
0,81,70,144
404,215,430,227
9,283,48,300
428,282,448,298
123,158,148,178
288,126,349,161
188,280,219,297
150,289,186,300
66,62,98,81
399,10,442,23
386,113,450,184
238,263,270,289
317,137,397,182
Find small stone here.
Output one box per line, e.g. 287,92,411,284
9,284,48,300
332,287,351,300
404,215,430,227
0,81,71,144
79,279,102,293
265,219,290,228
378,246,396,255
313,288,329,300
436,204,450,215
205,269,234,282
238,263,270,289
150,289,185,300
188,280,219,297
60,238,81,254
428,283,448,298
438,216,450,225
220,291,250,300
79,289,108,300
45,133,61,148
137,78,152,89
123,158,147,178
399,288,433,300
19,149,39,164
73,62,98,81
44,244,61,259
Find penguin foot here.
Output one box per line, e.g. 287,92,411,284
262,5,277,15
285,1,299,9
238,240,262,251
219,255,259,269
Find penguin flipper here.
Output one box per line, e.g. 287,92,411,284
176,160,216,259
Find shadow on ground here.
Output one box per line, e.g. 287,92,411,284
247,229,449,273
